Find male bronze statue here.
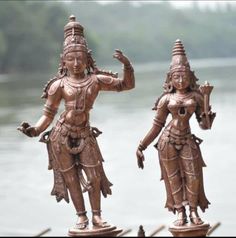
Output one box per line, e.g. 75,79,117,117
18,15,134,236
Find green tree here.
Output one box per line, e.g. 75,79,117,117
0,1,69,73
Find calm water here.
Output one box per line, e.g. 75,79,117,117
0,60,236,236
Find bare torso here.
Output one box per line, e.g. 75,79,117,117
166,91,197,132
61,75,99,127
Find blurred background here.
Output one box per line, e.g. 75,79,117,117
0,1,236,236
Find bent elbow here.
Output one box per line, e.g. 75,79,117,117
122,77,135,91
127,81,135,90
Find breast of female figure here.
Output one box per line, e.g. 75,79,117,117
167,96,197,130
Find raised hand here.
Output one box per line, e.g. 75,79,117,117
17,121,39,137
199,81,213,96
199,81,215,129
113,49,130,65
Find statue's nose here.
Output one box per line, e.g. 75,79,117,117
74,58,78,66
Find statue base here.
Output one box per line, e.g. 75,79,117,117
168,221,210,237
68,225,122,237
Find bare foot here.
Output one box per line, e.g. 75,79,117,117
75,215,89,230
92,215,110,228
189,209,204,225
173,209,188,226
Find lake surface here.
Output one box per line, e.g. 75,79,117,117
0,59,236,236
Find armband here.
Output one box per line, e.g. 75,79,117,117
153,117,165,128
43,104,58,119
123,63,134,72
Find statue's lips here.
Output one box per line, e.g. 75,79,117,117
73,67,80,71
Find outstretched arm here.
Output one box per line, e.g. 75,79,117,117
97,49,135,91
18,80,62,137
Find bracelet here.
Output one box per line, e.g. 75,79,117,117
123,63,134,72
34,127,40,136
138,141,147,151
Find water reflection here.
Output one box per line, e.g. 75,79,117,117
0,62,235,236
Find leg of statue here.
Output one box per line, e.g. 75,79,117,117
180,145,203,225
83,166,110,228
189,207,203,225
175,206,187,226
57,146,88,229
160,143,187,226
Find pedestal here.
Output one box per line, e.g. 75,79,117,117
68,225,122,237
168,221,210,237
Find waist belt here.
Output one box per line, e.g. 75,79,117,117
61,123,91,139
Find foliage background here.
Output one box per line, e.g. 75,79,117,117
1,1,236,73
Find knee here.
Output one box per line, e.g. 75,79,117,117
63,169,78,184
89,174,101,188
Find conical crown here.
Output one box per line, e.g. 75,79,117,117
63,15,88,55
170,39,190,72
64,15,84,39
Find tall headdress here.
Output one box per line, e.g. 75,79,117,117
41,15,89,98
42,15,118,99
157,39,198,101
63,15,88,56
61,15,117,78
169,39,190,73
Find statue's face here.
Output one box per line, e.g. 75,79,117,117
64,51,87,76
171,70,190,91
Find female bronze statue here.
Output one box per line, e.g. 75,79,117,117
136,39,215,227
18,15,134,232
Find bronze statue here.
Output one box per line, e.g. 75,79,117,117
136,40,215,231
18,15,134,235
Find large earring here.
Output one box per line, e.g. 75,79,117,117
64,66,68,76
189,71,199,91
190,82,196,91
167,81,173,92
86,56,90,75
164,73,173,93
61,63,68,77
58,54,68,77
